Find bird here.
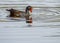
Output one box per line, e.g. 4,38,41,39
6,6,32,18
6,6,33,24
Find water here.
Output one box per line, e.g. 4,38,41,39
0,1,60,43
0,21,60,43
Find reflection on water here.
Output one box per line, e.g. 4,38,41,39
45,35,60,37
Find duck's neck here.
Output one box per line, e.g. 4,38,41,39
26,11,32,16
29,11,32,15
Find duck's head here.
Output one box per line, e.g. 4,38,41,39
25,6,32,13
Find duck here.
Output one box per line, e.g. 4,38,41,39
6,6,33,23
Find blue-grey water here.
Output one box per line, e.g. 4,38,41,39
0,1,60,43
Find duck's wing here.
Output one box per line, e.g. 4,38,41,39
19,11,25,13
